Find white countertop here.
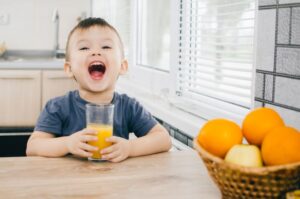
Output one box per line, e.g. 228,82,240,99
116,78,206,138
0,59,64,70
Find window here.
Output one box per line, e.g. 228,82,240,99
136,0,171,71
92,0,132,57
173,0,256,122
92,0,256,124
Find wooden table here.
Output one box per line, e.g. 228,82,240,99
0,150,221,199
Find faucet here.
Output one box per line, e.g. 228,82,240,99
52,8,59,56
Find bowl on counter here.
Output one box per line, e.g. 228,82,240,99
193,139,300,199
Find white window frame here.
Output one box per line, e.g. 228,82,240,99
129,0,176,94
122,0,257,128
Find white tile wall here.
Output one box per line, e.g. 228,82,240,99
256,1,300,132
265,74,274,101
276,47,300,75
279,0,300,4
275,76,300,109
0,0,91,50
266,104,300,129
291,7,300,45
255,73,264,99
259,0,277,6
278,8,290,44
256,9,276,71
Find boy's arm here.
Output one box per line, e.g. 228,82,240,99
128,124,172,157
102,124,172,162
26,131,69,157
26,130,98,157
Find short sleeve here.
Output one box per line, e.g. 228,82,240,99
127,98,157,137
34,99,64,136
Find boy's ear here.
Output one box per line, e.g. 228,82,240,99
119,59,128,75
64,61,74,78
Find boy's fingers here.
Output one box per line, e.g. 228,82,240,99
101,145,117,155
80,143,98,152
81,135,97,142
110,156,124,163
105,136,119,143
102,151,119,160
82,128,97,135
77,149,92,157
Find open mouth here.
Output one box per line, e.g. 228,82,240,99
88,62,106,80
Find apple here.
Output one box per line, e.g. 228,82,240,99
224,144,263,167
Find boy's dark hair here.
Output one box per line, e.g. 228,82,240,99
65,17,124,60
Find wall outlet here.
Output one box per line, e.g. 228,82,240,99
0,14,9,25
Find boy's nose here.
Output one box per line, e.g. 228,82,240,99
92,53,101,56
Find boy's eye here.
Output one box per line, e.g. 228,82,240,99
102,46,111,49
79,47,89,50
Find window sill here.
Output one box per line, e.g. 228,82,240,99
116,78,206,138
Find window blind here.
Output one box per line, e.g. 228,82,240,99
175,0,255,120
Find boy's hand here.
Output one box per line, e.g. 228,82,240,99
100,136,131,163
66,129,98,157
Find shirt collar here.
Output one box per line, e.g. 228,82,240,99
74,90,117,105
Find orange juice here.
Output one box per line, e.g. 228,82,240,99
87,123,113,160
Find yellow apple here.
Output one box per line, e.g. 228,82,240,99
224,144,263,167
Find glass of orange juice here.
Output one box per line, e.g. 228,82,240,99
86,103,114,161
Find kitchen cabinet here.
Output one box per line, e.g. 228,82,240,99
42,70,77,107
0,69,77,127
0,70,41,126
0,68,76,157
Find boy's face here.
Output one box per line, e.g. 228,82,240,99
64,26,127,93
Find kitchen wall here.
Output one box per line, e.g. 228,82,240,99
256,0,300,129
0,0,91,50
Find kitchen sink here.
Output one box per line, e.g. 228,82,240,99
0,56,59,62
0,50,65,62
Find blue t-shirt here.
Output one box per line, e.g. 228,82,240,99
34,90,157,139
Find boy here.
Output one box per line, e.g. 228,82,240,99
26,18,172,162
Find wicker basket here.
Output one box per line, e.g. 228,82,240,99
193,139,300,199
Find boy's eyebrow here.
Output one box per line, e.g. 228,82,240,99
77,39,89,43
101,38,113,42
74,40,90,47
97,38,114,44
76,38,114,44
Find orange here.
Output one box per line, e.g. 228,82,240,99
197,119,243,158
261,126,300,166
242,107,284,146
